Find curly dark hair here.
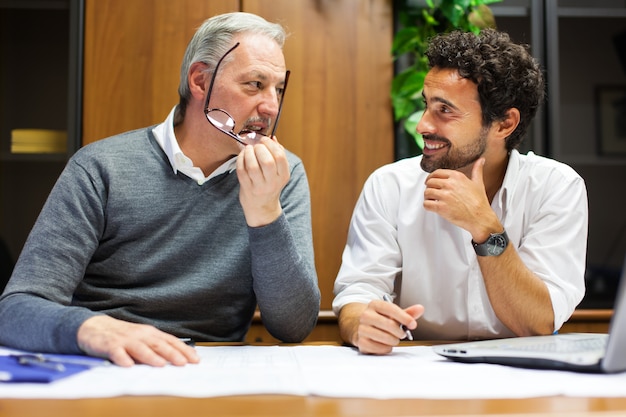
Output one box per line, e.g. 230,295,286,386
425,29,545,151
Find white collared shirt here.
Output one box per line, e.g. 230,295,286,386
152,106,237,185
332,150,588,340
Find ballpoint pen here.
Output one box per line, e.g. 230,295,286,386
12,354,66,372
382,294,414,341
11,353,110,370
179,338,195,347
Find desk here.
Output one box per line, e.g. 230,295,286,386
3,395,626,417
1,341,625,417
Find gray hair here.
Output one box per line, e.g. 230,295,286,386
177,12,286,120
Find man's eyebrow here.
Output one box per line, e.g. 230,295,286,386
422,93,460,111
244,70,287,85
248,70,268,80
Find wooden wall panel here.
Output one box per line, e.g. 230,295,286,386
83,0,239,143
82,0,395,310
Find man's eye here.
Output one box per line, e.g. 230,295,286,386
248,81,262,90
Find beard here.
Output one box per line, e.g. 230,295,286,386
420,127,488,173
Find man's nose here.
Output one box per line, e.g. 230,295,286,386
416,108,433,136
258,89,280,118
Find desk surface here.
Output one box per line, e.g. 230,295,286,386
4,396,626,417
2,340,625,417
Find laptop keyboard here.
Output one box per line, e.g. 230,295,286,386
502,336,607,353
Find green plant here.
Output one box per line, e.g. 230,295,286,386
391,0,501,155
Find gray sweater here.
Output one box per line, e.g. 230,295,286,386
0,127,320,353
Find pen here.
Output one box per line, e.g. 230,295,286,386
179,337,195,347
382,294,413,341
12,354,66,372
42,355,111,368
10,353,110,370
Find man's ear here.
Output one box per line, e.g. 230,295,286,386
188,62,210,100
497,108,520,139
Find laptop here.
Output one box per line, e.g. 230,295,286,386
433,254,626,373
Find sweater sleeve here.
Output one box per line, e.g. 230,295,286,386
249,155,320,342
0,156,104,353
0,294,98,353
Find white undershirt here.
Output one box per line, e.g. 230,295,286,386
152,106,237,185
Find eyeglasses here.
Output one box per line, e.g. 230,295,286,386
203,42,290,146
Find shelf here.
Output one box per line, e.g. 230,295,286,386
558,156,626,166
0,0,68,9
0,0,82,157
546,1,626,166
0,0,83,263
491,5,529,17
557,7,626,18
0,152,69,163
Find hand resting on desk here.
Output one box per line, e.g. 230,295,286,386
77,315,200,367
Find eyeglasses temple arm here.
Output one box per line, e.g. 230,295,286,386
204,42,241,114
270,70,290,138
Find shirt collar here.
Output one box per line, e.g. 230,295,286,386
492,149,525,219
152,106,237,185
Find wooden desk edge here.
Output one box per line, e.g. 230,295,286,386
569,309,613,321
253,308,614,324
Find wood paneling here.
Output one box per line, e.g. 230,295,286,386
559,309,612,334
82,0,395,310
83,0,240,143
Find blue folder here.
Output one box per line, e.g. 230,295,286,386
0,353,110,383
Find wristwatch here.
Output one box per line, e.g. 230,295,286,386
472,230,509,256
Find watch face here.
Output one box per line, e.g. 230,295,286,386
473,231,508,256
488,234,507,255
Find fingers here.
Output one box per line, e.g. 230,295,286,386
105,346,137,368
471,157,485,183
356,301,422,355
77,316,200,367
423,162,491,231
236,137,290,227
237,137,288,184
114,336,199,368
405,304,425,329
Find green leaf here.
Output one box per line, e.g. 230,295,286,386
392,70,426,98
392,97,416,121
421,9,438,26
468,4,497,29
440,0,470,27
391,26,421,56
404,110,425,149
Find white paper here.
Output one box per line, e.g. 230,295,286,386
1,345,626,399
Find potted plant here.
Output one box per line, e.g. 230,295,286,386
391,0,501,158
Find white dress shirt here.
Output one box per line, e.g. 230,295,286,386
152,106,237,185
333,150,588,340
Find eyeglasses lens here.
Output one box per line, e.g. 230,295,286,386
206,110,235,132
